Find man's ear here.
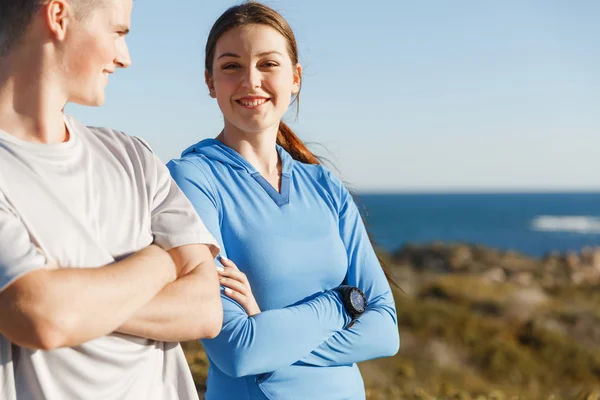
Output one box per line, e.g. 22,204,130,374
205,70,217,98
45,0,72,41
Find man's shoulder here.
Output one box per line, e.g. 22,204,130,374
66,115,154,154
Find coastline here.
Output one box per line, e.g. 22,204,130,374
185,241,600,399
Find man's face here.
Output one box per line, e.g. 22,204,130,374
62,0,132,106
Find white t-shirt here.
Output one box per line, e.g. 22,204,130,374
0,115,218,400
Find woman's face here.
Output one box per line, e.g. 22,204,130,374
207,24,301,135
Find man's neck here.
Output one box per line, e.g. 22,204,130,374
0,54,68,144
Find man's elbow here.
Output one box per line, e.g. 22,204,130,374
200,313,223,339
2,282,78,351
203,284,224,338
192,303,223,340
9,310,77,351
30,323,69,351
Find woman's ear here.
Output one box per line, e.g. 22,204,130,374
205,70,216,98
292,63,302,94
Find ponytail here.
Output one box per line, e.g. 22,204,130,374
276,121,319,165
275,121,400,290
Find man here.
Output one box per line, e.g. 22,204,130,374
0,0,223,399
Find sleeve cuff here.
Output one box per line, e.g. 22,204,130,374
153,232,221,258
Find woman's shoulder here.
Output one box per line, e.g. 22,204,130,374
167,154,212,180
167,148,219,197
167,139,221,174
293,161,349,201
293,160,335,180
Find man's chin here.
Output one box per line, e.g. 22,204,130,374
70,93,106,107
72,99,105,107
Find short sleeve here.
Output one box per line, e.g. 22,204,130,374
131,138,220,256
0,194,47,293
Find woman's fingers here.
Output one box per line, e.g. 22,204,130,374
217,256,261,316
219,256,249,283
224,288,261,317
220,256,239,270
220,276,250,296
218,266,249,285
224,287,248,304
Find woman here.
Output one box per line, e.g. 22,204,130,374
167,2,399,399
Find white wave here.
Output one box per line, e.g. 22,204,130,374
531,216,600,234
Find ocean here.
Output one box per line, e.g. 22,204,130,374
356,192,600,257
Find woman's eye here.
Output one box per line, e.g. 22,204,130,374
262,62,279,68
222,64,239,70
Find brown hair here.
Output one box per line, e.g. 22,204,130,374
205,1,319,165
0,0,104,57
205,1,398,288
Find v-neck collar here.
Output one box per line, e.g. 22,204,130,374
202,139,292,207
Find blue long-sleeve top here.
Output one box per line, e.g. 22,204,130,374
167,139,399,400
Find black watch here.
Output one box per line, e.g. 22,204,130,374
334,285,367,328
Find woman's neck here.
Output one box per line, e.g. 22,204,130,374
217,121,281,177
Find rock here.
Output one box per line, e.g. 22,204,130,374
565,251,582,270
393,244,451,273
453,393,472,400
541,274,556,288
571,271,585,285
542,252,561,272
482,267,507,283
427,340,462,368
396,363,415,378
584,390,600,400
571,267,600,286
391,242,600,289
581,247,600,270
413,387,433,399
449,245,473,271
511,288,548,308
506,288,549,320
593,250,600,271
512,272,534,286
488,391,506,400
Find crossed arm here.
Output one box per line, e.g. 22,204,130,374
0,242,222,350
168,159,399,377
0,244,173,350
117,243,222,342
295,172,399,367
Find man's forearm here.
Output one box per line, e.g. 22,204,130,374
0,245,175,350
117,257,222,342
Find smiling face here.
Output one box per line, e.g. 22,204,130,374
61,0,132,106
206,24,301,136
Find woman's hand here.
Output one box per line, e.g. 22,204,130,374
218,256,261,317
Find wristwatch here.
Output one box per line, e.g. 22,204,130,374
334,285,367,328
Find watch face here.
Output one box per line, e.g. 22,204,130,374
350,289,366,312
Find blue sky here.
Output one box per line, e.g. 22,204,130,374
68,0,600,193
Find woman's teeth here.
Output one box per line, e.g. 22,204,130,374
239,99,267,107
